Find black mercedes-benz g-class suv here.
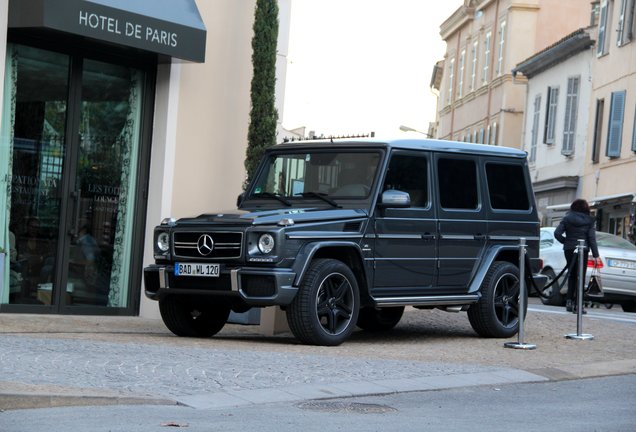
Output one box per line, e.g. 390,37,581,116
144,138,544,346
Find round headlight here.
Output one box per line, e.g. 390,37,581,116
157,232,170,252
258,233,275,254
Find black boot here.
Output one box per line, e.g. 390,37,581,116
566,299,573,312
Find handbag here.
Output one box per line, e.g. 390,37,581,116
585,266,604,298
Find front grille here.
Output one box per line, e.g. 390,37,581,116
173,231,243,259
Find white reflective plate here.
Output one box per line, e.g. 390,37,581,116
175,263,220,277
607,259,636,270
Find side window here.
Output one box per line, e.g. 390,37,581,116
486,163,530,211
383,154,429,207
438,158,478,210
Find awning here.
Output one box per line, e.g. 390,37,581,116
589,192,636,207
9,0,206,62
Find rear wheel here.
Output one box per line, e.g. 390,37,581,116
287,259,360,346
357,306,405,331
468,261,526,338
539,268,565,306
159,295,230,337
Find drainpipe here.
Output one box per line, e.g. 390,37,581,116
485,0,501,131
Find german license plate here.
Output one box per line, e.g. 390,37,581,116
607,259,636,270
175,263,220,277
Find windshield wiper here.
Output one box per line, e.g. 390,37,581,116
251,192,292,206
296,192,342,208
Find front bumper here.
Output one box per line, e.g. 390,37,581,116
143,264,298,306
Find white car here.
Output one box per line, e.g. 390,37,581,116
539,227,636,312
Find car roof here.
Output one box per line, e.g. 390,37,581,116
272,138,527,158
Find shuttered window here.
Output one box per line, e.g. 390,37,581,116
598,0,608,55
607,91,626,158
544,87,559,144
562,77,580,156
530,94,541,162
631,104,636,152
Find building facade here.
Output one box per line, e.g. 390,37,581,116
513,29,595,226
436,0,590,148
581,0,636,241
0,0,292,317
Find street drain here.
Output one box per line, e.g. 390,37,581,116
296,401,397,414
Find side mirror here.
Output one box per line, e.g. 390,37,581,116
378,190,410,208
237,192,245,208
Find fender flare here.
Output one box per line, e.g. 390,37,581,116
468,245,519,293
292,241,366,287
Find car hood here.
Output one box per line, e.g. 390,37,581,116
175,207,368,226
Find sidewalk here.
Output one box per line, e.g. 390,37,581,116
1,303,635,410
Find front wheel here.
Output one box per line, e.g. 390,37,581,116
468,261,526,338
159,295,230,337
286,259,360,346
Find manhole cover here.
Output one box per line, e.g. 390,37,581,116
296,401,397,414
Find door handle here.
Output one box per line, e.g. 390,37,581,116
422,233,436,240
474,233,487,240
68,188,81,238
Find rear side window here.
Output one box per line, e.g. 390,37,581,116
438,158,478,209
486,163,530,210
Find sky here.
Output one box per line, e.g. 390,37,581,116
282,0,464,138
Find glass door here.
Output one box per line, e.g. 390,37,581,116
1,44,69,307
64,59,143,308
1,43,146,312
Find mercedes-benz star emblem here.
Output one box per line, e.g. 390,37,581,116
197,234,214,256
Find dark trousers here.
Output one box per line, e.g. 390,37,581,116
564,248,589,301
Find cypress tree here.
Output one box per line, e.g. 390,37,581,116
245,0,279,187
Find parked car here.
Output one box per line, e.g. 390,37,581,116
539,227,636,312
144,138,545,346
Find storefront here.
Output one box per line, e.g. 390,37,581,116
0,0,206,314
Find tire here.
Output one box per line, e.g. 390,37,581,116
539,268,565,306
286,259,360,346
468,261,527,338
357,306,405,331
159,295,230,337
621,301,636,313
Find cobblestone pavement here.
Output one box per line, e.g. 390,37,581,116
0,301,635,410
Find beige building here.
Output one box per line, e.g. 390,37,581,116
580,0,636,240
0,0,292,318
436,0,590,148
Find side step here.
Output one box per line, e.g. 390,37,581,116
372,294,480,308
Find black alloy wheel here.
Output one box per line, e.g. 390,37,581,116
287,259,360,346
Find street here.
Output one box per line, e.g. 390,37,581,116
1,375,635,432
1,301,635,431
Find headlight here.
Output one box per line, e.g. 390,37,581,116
257,233,275,254
156,232,170,252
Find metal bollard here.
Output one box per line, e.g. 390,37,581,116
565,239,594,340
505,238,536,350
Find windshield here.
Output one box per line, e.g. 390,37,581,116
249,150,382,202
596,232,636,250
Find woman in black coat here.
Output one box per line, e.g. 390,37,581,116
554,199,602,312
